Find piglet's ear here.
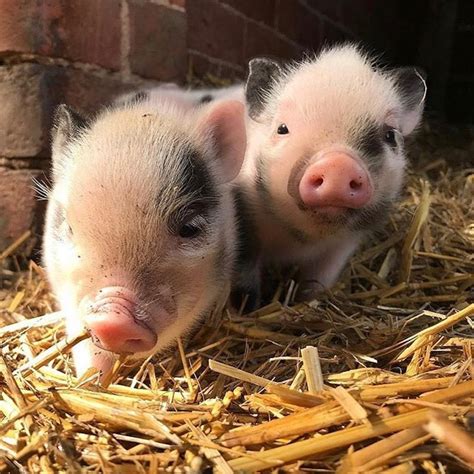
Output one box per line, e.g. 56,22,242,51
198,100,246,183
392,67,427,136
51,104,88,157
246,57,282,120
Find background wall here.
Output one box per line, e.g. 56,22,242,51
0,0,472,250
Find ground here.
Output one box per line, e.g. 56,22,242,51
0,119,472,472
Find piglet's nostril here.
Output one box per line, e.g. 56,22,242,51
350,179,362,190
311,177,324,188
298,153,373,209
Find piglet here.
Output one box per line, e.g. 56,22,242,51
234,44,426,304
116,83,244,112
42,95,246,377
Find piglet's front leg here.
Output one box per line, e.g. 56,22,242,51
231,259,262,312
295,236,362,301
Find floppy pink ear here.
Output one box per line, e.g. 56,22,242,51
197,100,246,183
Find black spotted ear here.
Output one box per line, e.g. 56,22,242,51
245,57,283,120
392,67,427,136
51,104,87,158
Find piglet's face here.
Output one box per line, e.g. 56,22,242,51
43,99,245,361
246,46,426,240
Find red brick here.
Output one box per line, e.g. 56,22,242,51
0,64,45,158
243,21,303,65
0,63,135,158
128,2,187,81
0,0,121,70
187,0,245,65
0,167,45,249
44,66,136,116
221,0,276,26
276,1,323,50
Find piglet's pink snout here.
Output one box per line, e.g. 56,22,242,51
299,152,373,209
85,287,156,354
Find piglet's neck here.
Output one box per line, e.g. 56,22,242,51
252,203,301,256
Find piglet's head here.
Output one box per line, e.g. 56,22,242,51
43,99,245,375
245,45,426,240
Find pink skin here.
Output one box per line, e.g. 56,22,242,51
240,94,408,293
250,132,383,290
244,88,404,250
84,286,157,354
43,99,246,378
231,47,426,302
298,151,373,213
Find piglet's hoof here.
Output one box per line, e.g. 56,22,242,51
294,280,327,303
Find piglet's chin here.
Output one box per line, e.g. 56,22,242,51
84,286,157,354
312,206,348,217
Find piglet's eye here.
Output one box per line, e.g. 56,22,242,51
277,124,289,135
384,129,397,147
177,214,207,239
179,223,201,239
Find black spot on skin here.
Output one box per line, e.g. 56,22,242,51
230,188,262,311
132,91,149,103
246,57,282,120
166,149,219,234
200,94,213,104
179,150,218,205
233,188,260,266
357,123,384,158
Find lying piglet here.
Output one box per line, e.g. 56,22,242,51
42,95,245,377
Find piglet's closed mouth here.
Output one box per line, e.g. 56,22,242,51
313,205,348,217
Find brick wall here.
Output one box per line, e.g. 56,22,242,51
185,0,431,81
186,0,473,125
0,0,470,250
0,0,187,249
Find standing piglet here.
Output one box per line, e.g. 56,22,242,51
234,44,426,303
43,96,245,377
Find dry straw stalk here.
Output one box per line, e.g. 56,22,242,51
0,137,472,471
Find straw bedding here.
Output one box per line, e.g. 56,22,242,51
0,119,472,472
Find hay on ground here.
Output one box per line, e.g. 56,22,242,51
0,120,473,472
